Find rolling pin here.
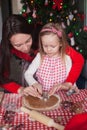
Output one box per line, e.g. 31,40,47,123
0,92,4,105
21,107,64,130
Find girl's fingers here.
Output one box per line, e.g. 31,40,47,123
23,86,39,97
73,85,80,93
35,84,42,95
57,85,62,91
48,90,53,96
33,86,42,98
38,87,42,95
23,85,42,98
34,87,42,98
49,86,57,96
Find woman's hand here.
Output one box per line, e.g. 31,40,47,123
18,83,42,98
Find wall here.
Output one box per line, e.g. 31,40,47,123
1,0,12,23
84,0,87,25
0,3,2,42
11,0,22,14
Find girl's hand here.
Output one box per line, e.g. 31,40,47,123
57,82,73,91
48,82,72,96
33,83,43,96
18,83,42,98
57,82,79,93
48,82,79,96
48,85,58,96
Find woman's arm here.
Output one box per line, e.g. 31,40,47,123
0,50,39,94
2,82,22,93
65,46,84,84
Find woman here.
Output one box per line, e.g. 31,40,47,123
0,14,38,94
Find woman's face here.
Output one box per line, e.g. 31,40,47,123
10,33,32,53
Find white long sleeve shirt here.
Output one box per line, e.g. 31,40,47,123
24,53,72,86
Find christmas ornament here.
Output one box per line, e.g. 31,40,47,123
77,13,84,21
76,46,79,50
72,0,75,5
68,32,73,38
32,9,37,18
52,0,63,11
44,0,48,6
68,32,75,46
69,12,74,21
73,10,78,14
83,26,87,32
26,7,31,13
61,22,66,29
50,13,53,16
70,37,75,46
22,12,27,17
67,19,70,26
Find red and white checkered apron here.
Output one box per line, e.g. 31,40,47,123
36,55,66,91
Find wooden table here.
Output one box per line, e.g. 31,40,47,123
0,89,87,130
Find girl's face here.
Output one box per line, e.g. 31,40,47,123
10,33,32,53
41,34,61,57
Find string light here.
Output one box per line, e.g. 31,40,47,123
28,18,32,23
73,18,76,21
80,49,83,53
31,0,34,4
63,4,67,9
22,9,26,12
19,11,22,14
49,18,52,22
66,16,68,19
76,32,79,36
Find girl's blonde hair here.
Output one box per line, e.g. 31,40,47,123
39,22,68,58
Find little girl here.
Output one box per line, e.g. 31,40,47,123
24,23,84,97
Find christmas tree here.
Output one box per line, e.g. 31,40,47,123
20,0,87,59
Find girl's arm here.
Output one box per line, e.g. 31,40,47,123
65,46,84,84
24,53,41,85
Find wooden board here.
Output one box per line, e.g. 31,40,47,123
22,94,61,111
